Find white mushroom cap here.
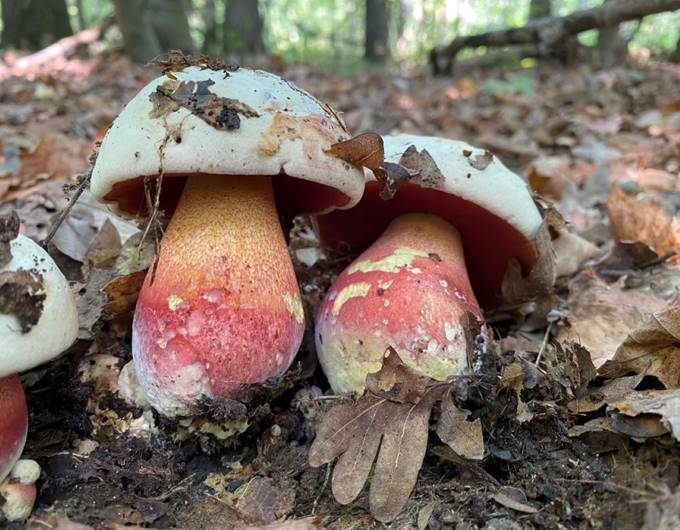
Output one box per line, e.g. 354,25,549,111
0,235,79,377
315,134,545,308
380,134,542,240
91,66,365,217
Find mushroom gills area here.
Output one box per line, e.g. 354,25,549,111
0,375,28,481
133,175,305,417
316,213,483,395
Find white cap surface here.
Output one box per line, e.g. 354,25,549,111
0,235,79,377
381,134,542,241
91,66,364,216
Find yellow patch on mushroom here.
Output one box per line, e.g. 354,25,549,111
167,294,184,311
332,282,371,316
347,247,428,275
282,292,304,324
258,113,339,156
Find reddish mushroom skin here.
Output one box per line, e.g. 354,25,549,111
0,375,28,481
133,175,305,416
316,213,483,395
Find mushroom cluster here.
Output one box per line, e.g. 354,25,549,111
92,63,547,417
0,215,78,522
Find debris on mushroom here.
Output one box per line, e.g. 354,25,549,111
315,134,550,394
0,213,78,522
90,65,365,418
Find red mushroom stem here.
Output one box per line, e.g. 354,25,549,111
133,175,305,416
316,213,483,395
0,375,28,482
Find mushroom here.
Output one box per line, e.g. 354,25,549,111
314,134,545,394
91,66,364,417
0,220,78,522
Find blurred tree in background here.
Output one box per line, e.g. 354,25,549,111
1,0,72,50
0,0,679,66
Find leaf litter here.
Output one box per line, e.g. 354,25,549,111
2,41,680,529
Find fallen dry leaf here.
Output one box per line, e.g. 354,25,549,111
552,228,600,277
557,272,667,368
500,219,556,311
151,78,260,130
492,486,539,514
309,352,443,523
326,131,384,170
235,477,296,525
435,391,484,459
608,389,680,442
244,517,322,530
606,186,680,257
601,298,680,388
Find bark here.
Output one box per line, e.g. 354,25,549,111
597,0,628,66
431,0,680,74
113,0,162,63
1,0,73,50
529,0,552,21
671,30,680,62
202,0,220,53
224,0,265,56
149,0,195,53
365,0,390,61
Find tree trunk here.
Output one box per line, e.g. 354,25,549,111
149,0,195,53
113,0,162,63
529,0,552,21
202,0,220,53
431,0,680,74
365,0,390,61
224,0,264,56
597,0,628,66
672,32,680,62
1,0,73,50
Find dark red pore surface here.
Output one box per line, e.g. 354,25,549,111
315,181,537,308
103,173,349,221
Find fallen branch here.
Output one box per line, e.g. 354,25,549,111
430,0,680,74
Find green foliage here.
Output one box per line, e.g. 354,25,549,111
24,0,680,68
480,72,534,95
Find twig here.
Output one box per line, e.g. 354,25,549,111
534,322,553,367
312,463,332,515
42,172,91,249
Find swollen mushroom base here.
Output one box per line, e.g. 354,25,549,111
315,213,483,395
133,175,305,417
0,375,28,482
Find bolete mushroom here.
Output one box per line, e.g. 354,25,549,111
91,65,364,417
0,220,78,522
314,134,545,394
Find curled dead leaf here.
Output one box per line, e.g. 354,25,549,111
365,348,431,403
373,161,419,201
326,132,384,170
399,145,444,189
601,298,680,389
500,219,555,310
607,389,680,441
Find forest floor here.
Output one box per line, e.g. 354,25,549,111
1,41,680,530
